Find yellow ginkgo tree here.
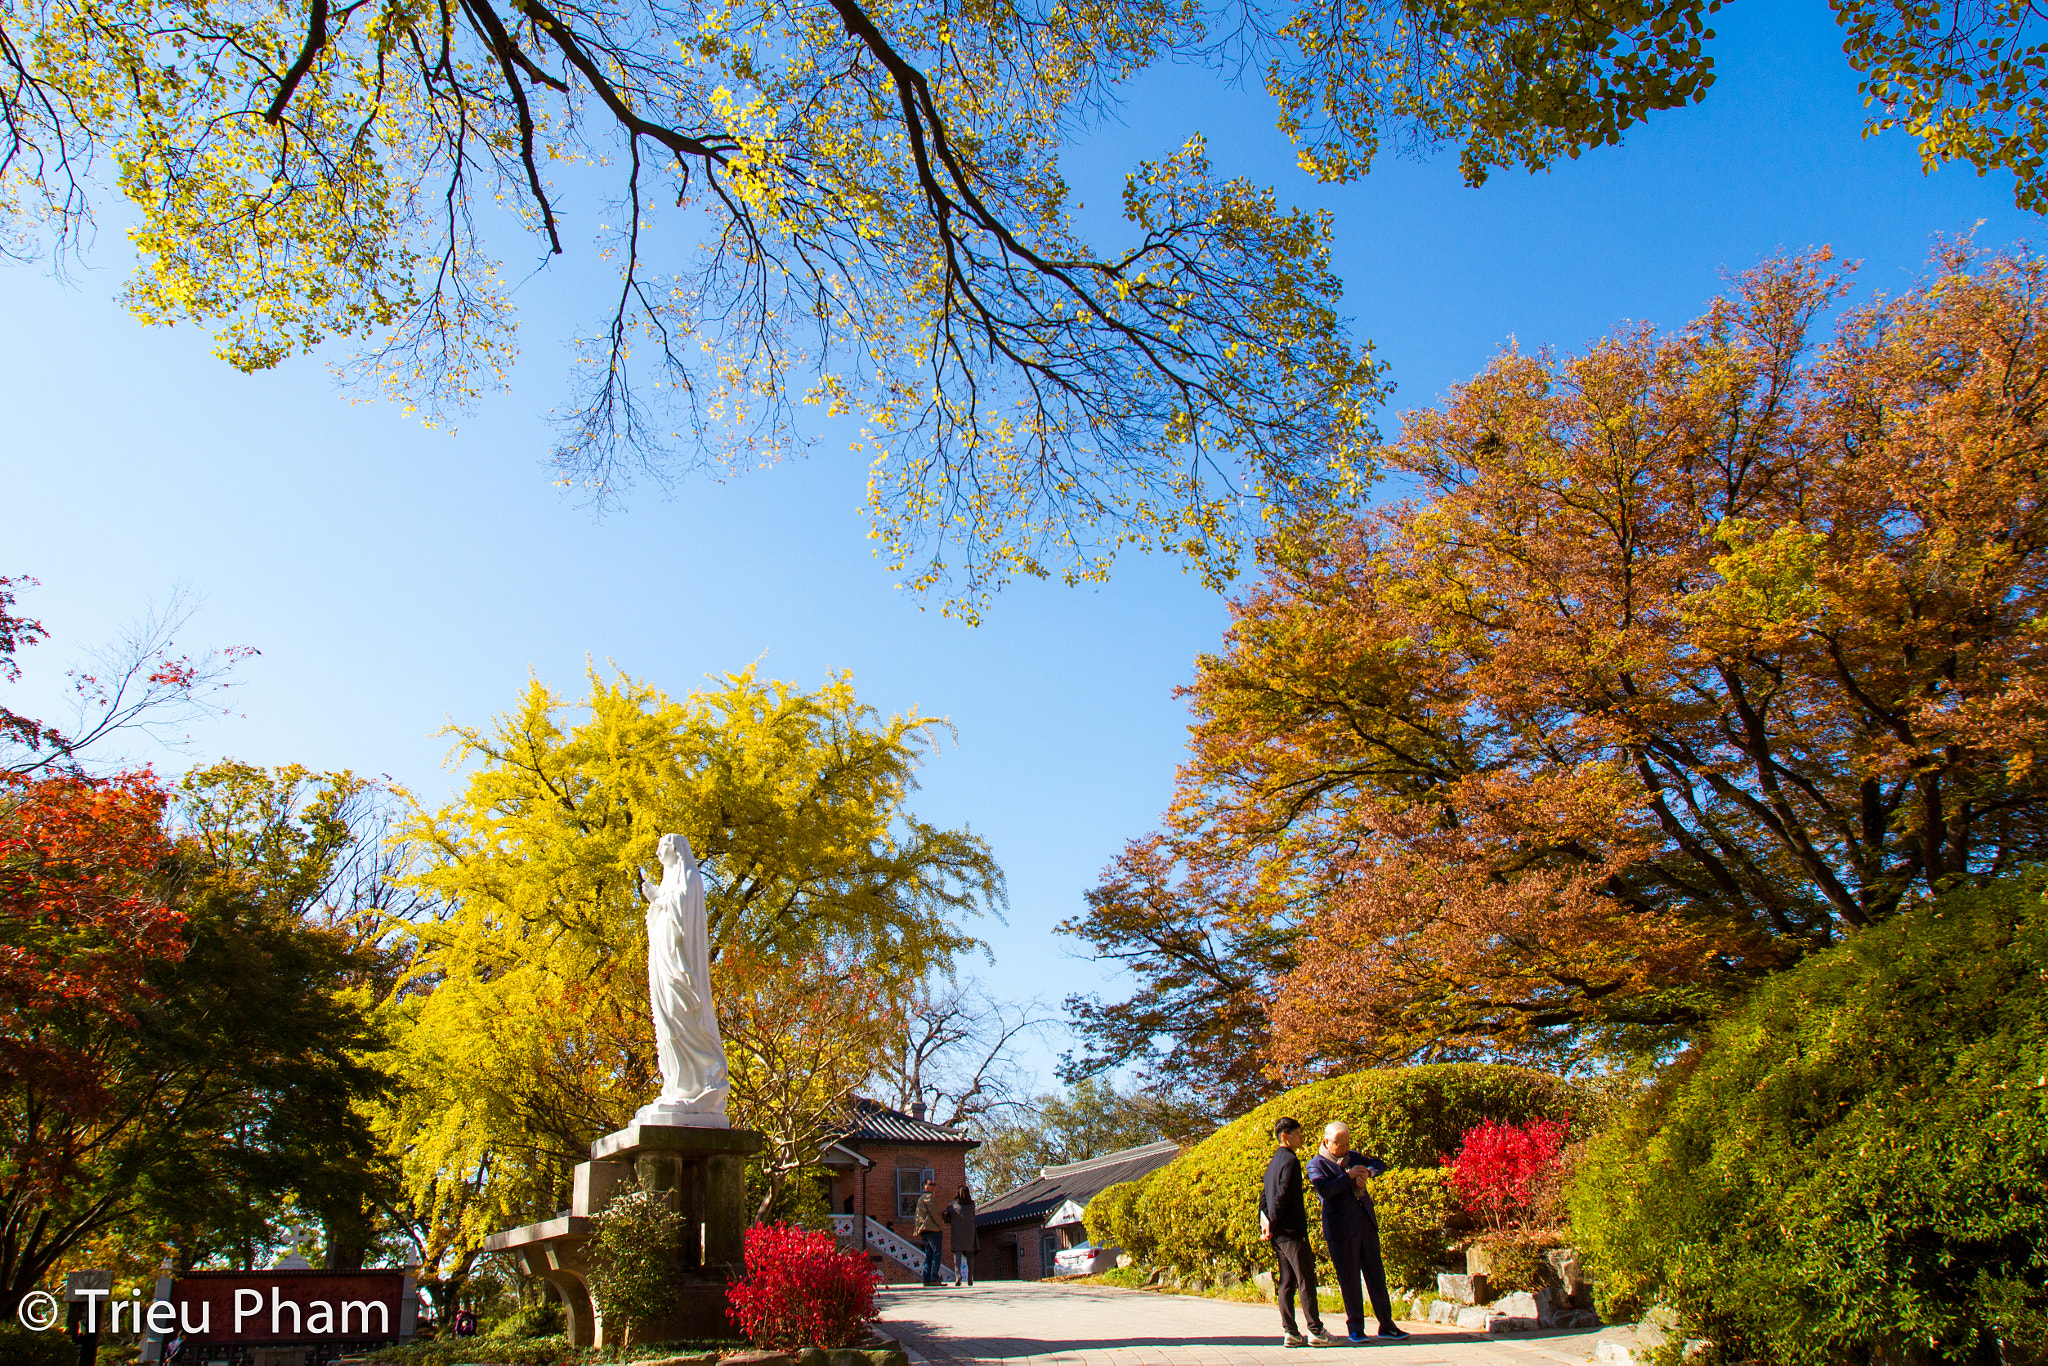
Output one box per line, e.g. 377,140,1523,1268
374,665,1000,1267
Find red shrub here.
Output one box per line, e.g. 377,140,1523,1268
1441,1117,1569,1230
726,1223,879,1349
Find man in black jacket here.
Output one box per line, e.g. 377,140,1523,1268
1261,1116,1334,1347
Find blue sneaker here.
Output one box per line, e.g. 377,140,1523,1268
1346,1334,1372,1345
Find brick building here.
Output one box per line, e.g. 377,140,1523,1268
971,1139,1180,1282
821,1098,979,1284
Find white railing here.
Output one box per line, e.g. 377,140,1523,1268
831,1214,958,1283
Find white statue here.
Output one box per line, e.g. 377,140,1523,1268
634,832,731,1127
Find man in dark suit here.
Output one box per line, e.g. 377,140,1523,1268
1305,1120,1412,1344
1261,1116,1335,1347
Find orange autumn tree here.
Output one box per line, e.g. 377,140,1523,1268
0,769,184,1316
1080,244,2048,1073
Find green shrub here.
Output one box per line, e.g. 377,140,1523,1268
1087,1063,1589,1292
1371,1168,1458,1293
0,1323,73,1366
588,1182,686,1344
1570,875,2048,1365
487,1299,566,1340
1086,1176,1152,1261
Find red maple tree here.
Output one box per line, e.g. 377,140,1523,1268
0,769,187,1189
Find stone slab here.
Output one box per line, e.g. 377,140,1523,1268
572,1158,632,1218
479,1213,592,1252
592,1123,765,1161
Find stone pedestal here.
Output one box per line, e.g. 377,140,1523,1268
485,1123,761,1348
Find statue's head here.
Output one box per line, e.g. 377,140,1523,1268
657,832,696,870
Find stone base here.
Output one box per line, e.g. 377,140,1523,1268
485,1123,762,1349
1438,1272,1490,1305
1424,1286,1603,1335
625,1277,736,1344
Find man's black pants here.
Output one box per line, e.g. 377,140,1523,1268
1273,1235,1324,1337
1324,1219,1395,1338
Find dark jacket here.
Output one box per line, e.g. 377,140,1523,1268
1306,1149,1387,1239
1262,1146,1310,1239
945,1199,979,1254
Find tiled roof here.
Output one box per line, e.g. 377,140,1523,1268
842,1096,980,1147
974,1139,1181,1230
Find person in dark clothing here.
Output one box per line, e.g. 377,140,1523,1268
1261,1116,1334,1347
944,1185,979,1286
1305,1120,1412,1344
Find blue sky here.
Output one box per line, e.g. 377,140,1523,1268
3,0,2041,1094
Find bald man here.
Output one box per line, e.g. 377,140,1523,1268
1304,1121,1410,1343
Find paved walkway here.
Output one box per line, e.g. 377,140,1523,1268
875,1282,1614,1366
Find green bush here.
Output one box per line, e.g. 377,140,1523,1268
487,1299,567,1340
1570,875,2048,1365
1087,1175,1152,1262
0,1323,73,1366
1371,1168,1458,1293
1085,1063,1590,1292
587,1181,686,1345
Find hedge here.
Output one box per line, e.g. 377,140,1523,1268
1569,875,2048,1365
1087,1062,1592,1292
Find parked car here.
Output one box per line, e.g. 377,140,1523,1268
1052,1243,1119,1276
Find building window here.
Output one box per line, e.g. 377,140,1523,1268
896,1167,933,1220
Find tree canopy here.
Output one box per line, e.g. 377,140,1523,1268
1057,833,1293,1122
1072,243,2048,1075
0,0,1396,614
11,0,2048,606
718,945,898,1222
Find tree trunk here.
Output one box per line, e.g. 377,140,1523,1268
320,1200,373,1271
